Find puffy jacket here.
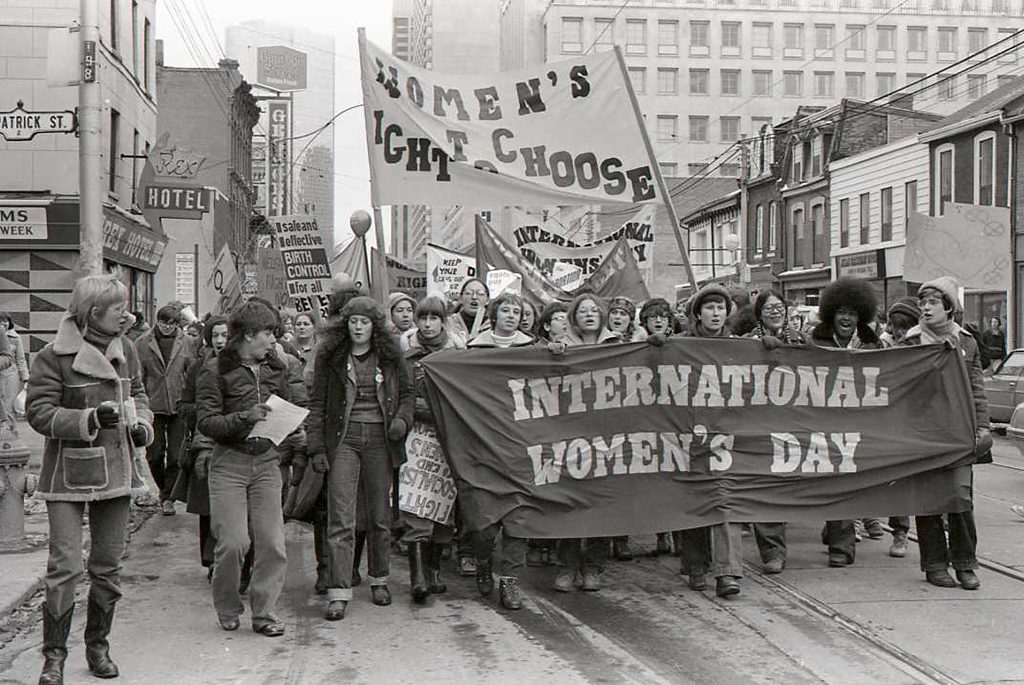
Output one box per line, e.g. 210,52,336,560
26,315,154,502
136,328,197,414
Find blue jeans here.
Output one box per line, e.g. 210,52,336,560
208,445,286,626
326,422,393,601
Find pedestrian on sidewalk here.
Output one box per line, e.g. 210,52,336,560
306,296,414,621
195,300,293,637
136,304,197,515
901,277,991,590
0,311,29,419
26,274,155,684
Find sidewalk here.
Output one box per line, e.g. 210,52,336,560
0,420,48,618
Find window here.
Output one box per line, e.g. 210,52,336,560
908,27,927,56
907,72,927,89
976,133,996,206
755,204,765,251
793,207,805,240
847,25,865,50
626,19,647,54
784,70,803,96
999,74,1019,89
722,22,741,49
936,144,954,216
628,67,647,94
792,146,803,180
998,29,1019,64
993,0,1008,12
859,193,870,244
753,70,773,97
814,24,834,51
768,201,778,252
562,18,583,53
690,21,709,48
752,116,772,134
594,18,615,51
721,116,740,141
814,71,834,97
968,28,987,55
877,72,896,96
784,24,804,56
659,20,679,55
881,187,893,241
720,163,740,177
131,1,139,77
658,68,679,95
839,198,850,247
109,0,118,51
877,25,896,52
937,75,956,99
938,27,957,55
810,137,823,176
108,108,120,193
846,72,865,97
688,163,708,175
689,115,708,141
143,18,151,92
968,74,987,99
721,69,740,95
753,23,773,56
660,162,678,176
907,180,920,228
690,68,709,94
657,115,678,142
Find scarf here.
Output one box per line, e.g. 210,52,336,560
416,328,450,354
695,323,728,338
754,322,801,344
919,318,960,346
83,326,122,363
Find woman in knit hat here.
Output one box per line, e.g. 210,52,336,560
901,277,991,590
306,296,415,620
387,292,417,336
607,296,637,342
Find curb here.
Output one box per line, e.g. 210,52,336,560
0,558,46,619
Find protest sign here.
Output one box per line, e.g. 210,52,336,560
208,244,242,314
359,34,659,208
905,204,1011,289
421,339,977,538
372,248,426,300
551,261,585,291
399,423,457,526
269,214,333,318
426,243,476,304
485,269,522,297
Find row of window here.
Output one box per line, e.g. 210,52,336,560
562,17,1020,60
110,0,154,96
611,0,1024,9
837,185,904,247
934,133,998,214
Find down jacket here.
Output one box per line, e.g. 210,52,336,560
26,315,154,502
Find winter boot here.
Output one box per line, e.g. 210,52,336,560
498,576,522,610
425,543,447,594
84,596,119,679
408,542,429,603
476,558,494,597
38,604,73,685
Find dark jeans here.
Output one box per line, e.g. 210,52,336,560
198,514,215,568
678,524,743,578
326,422,393,601
825,520,856,561
753,522,786,563
557,538,608,573
916,512,978,572
45,497,130,616
473,525,527,578
148,413,185,500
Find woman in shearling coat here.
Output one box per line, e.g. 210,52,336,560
26,274,154,685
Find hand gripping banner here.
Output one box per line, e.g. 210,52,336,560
421,339,977,538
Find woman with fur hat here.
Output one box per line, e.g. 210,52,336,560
306,296,414,620
901,277,991,590
607,296,637,343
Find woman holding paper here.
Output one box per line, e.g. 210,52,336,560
306,296,414,621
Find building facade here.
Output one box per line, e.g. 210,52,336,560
0,0,162,353
542,0,1024,178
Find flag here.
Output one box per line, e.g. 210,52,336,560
583,236,651,302
330,237,371,293
475,216,567,309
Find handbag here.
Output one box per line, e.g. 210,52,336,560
283,466,325,523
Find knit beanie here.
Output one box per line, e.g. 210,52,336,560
341,295,383,320
639,297,672,322
388,292,417,318
918,276,962,313
887,296,921,323
688,283,734,318
608,296,636,318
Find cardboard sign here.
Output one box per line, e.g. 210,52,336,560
399,423,457,526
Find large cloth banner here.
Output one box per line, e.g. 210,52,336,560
329,237,371,294
359,35,660,207
905,204,1011,289
399,423,457,526
426,243,476,304
372,248,426,301
269,214,334,319
421,339,977,538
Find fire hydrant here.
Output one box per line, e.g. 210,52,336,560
0,422,35,548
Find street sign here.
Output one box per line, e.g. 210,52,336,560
0,101,76,141
255,46,307,92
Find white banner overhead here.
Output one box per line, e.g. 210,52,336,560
358,34,660,208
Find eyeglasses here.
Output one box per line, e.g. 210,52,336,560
762,304,786,313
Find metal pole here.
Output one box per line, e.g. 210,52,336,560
193,243,200,314
612,46,698,293
372,206,389,305
77,0,104,277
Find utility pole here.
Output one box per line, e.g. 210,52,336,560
77,0,104,276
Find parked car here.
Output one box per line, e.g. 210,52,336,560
984,349,1024,423
1007,402,1024,458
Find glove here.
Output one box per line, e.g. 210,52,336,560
244,404,272,423
975,427,993,456
388,418,409,443
92,402,119,430
761,335,783,350
194,452,210,480
547,341,567,356
310,452,329,473
130,424,149,447
647,332,668,347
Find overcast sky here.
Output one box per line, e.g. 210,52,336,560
155,0,393,248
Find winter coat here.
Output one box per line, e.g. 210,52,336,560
405,332,465,425
809,323,882,350
564,328,622,347
26,315,155,502
1,329,28,383
306,344,414,468
136,328,197,415
170,347,215,511
194,344,293,456
467,329,536,348
902,325,990,431
448,310,489,343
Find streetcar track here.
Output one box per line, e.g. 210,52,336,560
989,460,1024,473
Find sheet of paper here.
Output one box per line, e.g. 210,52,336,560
247,394,309,446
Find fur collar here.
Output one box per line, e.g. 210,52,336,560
52,314,126,381
217,344,286,375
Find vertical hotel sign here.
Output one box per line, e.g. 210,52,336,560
267,100,291,216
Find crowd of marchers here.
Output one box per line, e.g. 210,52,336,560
19,266,998,684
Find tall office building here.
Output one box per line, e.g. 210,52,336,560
542,0,1024,178
225,21,335,237
500,0,549,70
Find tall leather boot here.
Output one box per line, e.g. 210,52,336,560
475,557,494,597
84,596,119,679
408,542,429,603
352,530,366,586
425,543,447,594
39,604,73,685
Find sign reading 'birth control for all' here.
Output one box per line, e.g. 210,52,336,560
269,214,333,319
0,206,47,239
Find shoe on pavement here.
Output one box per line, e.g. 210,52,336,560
889,532,909,558
853,520,865,542
828,553,852,568
218,615,240,631
763,558,785,575
955,569,981,590
253,620,285,637
476,561,494,597
1012,504,1024,521
580,571,601,591
655,532,672,555
325,600,347,621
865,519,886,539
688,573,707,591
458,556,477,577
925,569,958,588
161,500,176,516
499,576,522,610
553,569,577,592
715,576,740,598
370,585,392,606
612,539,634,561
